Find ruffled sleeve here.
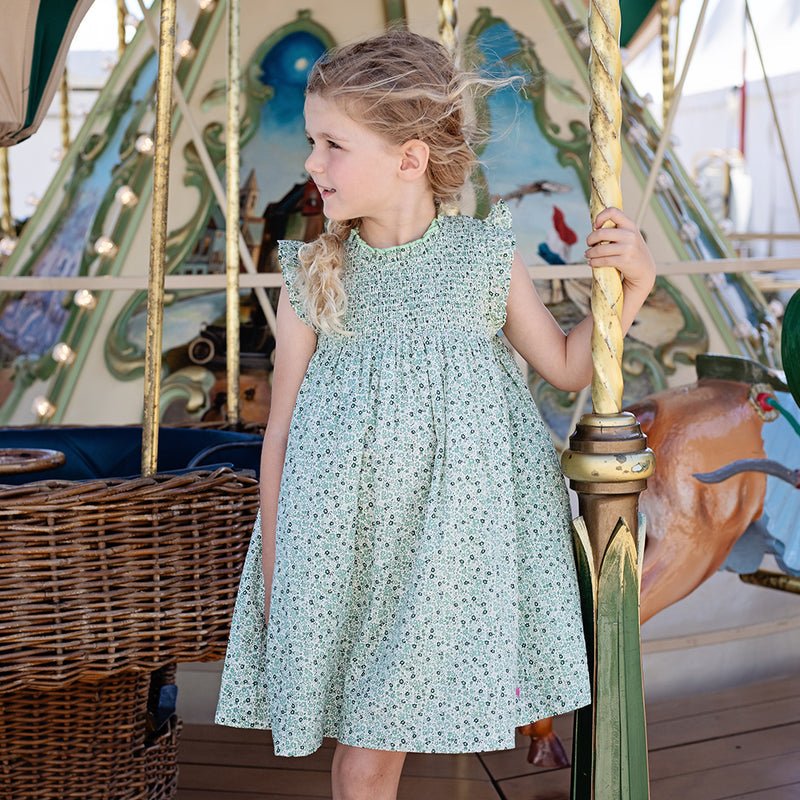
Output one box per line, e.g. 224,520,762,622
277,239,317,333
483,200,517,333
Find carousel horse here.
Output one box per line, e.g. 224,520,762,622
523,353,800,766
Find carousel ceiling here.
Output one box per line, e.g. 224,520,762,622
0,0,670,149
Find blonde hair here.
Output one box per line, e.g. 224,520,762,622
294,28,518,336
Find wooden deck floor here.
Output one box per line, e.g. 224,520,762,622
176,673,800,800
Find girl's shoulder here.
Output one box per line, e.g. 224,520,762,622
440,200,515,255
444,200,514,237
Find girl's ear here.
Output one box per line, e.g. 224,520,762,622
398,139,430,180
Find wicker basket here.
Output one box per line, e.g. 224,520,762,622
0,467,258,690
0,467,258,797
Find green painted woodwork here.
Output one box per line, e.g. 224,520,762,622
570,514,651,799
55,2,226,422
571,517,597,800
594,518,650,798
105,11,335,383
781,291,800,407
383,0,407,26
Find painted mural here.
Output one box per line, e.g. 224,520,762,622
468,11,708,440
0,54,158,412
0,5,748,443
96,9,707,437
105,17,331,425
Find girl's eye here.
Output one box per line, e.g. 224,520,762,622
327,140,340,150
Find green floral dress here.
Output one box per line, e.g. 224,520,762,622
214,201,591,757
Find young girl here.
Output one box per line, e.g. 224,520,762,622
216,28,656,800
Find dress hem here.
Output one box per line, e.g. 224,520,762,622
214,693,592,758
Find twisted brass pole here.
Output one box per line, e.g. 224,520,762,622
59,68,70,155
117,0,127,59
635,0,710,227
587,0,624,414
564,3,654,796
0,149,12,237
226,0,241,425
437,0,459,65
660,0,673,121
141,0,176,476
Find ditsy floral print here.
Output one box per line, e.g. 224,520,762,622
214,202,591,757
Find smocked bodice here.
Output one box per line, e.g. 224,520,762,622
278,201,516,343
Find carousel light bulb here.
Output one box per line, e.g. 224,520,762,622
52,342,76,365
198,0,216,10
733,320,758,342
176,40,196,59
51,147,64,162
0,236,17,257
679,219,700,242
115,185,138,207
94,236,118,257
768,299,784,320
25,193,40,208
135,134,155,155
32,396,56,420
73,289,97,309
655,171,674,192
625,120,648,147
124,13,139,27
707,273,725,291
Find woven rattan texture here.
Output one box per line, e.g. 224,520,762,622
0,468,258,690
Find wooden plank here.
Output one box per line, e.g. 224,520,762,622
650,753,800,800
724,784,800,799
179,740,332,771
496,715,800,799
177,793,324,800
178,763,502,800
644,675,800,725
179,739,491,781
646,696,800,751
478,714,574,782
498,766,570,800
179,764,331,796
648,723,800,781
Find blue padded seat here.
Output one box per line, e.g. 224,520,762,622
0,426,263,484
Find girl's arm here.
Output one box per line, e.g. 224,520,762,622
502,207,656,392
260,285,317,623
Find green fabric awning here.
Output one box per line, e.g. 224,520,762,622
621,0,658,47
0,0,95,147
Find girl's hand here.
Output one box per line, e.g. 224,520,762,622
584,207,656,294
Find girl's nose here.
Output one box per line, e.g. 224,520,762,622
304,151,322,175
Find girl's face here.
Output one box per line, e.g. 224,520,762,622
303,93,404,222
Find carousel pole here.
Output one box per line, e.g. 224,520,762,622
562,1,655,798
117,0,128,59
437,0,459,64
225,0,241,425
141,0,177,476
0,149,11,237
59,68,70,154
659,0,673,121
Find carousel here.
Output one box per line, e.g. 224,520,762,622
0,0,797,798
